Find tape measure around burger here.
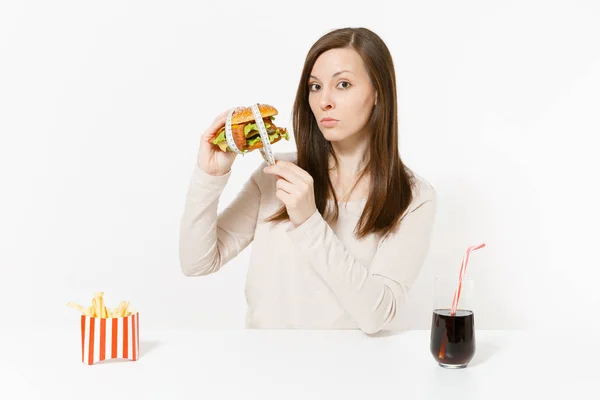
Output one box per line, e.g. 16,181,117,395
224,103,276,166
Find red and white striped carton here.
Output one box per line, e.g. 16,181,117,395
80,312,140,365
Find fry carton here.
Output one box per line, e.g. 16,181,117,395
68,292,140,365
81,312,140,365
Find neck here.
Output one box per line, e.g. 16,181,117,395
328,135,370,177
327,133,371,203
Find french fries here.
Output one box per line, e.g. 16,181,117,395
67,292,135,318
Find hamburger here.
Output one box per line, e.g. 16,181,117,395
211,104,289,152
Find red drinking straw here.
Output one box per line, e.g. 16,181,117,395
451,242,486,315
439,242,486,361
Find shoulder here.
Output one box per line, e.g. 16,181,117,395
406,167,437,213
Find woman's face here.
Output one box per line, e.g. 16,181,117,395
307,48,377,144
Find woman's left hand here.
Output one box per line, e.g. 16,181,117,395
263,160,317,228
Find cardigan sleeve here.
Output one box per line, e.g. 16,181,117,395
285,182,437,334
178,162,265,276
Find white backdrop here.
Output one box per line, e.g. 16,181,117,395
1,0,599,334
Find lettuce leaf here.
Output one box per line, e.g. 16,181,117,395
244,122,271,136
212,130,226,144
246,129,289,147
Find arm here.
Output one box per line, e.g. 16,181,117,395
178,162,264,276
285,184,437,334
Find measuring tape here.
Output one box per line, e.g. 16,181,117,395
224,103,276,166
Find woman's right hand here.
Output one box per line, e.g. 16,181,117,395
197,107,244,176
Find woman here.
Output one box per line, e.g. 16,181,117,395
179,27,437,334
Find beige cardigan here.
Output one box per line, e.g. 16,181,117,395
178,152,437,334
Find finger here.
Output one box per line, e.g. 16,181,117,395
272,160,313,184
264,160,303,183
275,188,293,205
265,162,307,186
276,178,295,195
264,165,297,185
204,108,234,141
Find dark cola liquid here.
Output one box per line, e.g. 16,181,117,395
430,309,475,367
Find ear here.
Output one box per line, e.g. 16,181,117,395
374,91,378,105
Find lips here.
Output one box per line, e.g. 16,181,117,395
320,118,339,128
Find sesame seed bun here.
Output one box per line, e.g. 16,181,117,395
230,104,278,124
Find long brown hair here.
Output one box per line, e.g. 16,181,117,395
265,27,415,239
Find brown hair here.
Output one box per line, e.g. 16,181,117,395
265,27,415,239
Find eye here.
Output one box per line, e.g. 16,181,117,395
309,83,321,91
337,81,351,89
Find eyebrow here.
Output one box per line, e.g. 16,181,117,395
309,70,354,80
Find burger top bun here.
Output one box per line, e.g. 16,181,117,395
231,104,278,125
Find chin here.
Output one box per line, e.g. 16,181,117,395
320,129,344,141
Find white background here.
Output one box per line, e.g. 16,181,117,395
1,0,599,334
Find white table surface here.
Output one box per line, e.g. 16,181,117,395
1,328,596,399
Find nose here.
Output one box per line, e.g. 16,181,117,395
319,89,334,111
